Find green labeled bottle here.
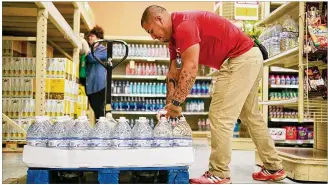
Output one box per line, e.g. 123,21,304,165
79,54,87,79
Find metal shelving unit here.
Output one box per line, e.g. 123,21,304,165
255,2,327,182
2,2,95,144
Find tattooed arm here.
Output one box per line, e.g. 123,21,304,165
166,59,180,104
172,44,200,103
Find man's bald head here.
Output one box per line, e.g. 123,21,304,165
141,5,167,26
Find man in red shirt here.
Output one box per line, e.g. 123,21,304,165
141,5,286,184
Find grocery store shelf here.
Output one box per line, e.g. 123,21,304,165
270,66,298,73
35,2,81,48
269,118,314,123
112,75,212,80
113,56,169,62
112,94,211,98
269,84,298,89
263,47,299,67
196,76,213,80
274,140,314,144
111,111,208,115
254,2,299,27
259,98,298,105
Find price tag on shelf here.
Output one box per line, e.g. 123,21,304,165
296,140,303,144
129,60,135,69
146,58,155,62
157,76,166,80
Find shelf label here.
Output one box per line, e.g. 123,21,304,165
129,60,135,69
157,76,166,80
147,58,156,62
234,2,259,20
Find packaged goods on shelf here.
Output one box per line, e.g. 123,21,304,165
197,118,211,131
284,126,297,140
114,43,169,58
185,100,205,112
2,57,36,77
269,90,298,100
269,128,286,140
2,118,31,141
269,74,298,85
126,62,168,76
304,66,327,99
2,98,35,119
112,81,167,95
2,77,33,98
112,97,166,112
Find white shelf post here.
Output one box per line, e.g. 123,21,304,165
298,2,305,123
35,8,48,116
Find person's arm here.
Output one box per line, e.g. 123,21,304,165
86,47,107,64
166,59,180,104
171,44,199,103
165,20,201,118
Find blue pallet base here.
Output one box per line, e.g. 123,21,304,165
27,166,189,184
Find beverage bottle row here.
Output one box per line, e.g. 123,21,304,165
197,118,211,131
113,44,169,58
112,81,167,95
2,77,33,98
269,90,298,100
27,115,192,149
128,118,155,129
269,75,298,85
126,62,168,76
112,97,166,111
191,82,212,95
185,100,205,112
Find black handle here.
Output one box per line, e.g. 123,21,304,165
90,39,129,114
90,39,129,69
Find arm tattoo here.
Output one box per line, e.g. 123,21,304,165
172,67,197,103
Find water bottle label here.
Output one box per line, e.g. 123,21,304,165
69,139,89,148
153,139,173,147
112,139,132,148
48,139,69,148
173,138,192,147
90,139,110,148
27,139,47,147
133,139,153,148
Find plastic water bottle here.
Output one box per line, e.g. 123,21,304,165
112,117,132,149
48,117,71,149
172,116,192,147
68,116,91,150
153,115,173,147
132,117,153,148
89,117,111,149
26,116,51,147
136,82,141,94
270,22,282,56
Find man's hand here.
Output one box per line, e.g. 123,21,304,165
164,103,182,118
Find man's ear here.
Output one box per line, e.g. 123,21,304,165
155,15,164,25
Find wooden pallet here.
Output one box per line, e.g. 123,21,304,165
27,166,189,184
2,141,26,153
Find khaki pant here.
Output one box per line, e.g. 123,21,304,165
208,47,283,178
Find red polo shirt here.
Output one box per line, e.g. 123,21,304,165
169,11,254,69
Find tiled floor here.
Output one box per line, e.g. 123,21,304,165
2,139,297,183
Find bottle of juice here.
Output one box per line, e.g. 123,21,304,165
270,75,276,85
280,75,286,85
275,75,281,85
285,75,291,85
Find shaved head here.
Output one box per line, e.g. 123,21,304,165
141,5,172,42
141,5,167,26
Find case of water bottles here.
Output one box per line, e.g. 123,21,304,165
23,113,195,168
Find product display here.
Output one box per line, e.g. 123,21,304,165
197,118,211,131
269,90,298,100
112,81,167,95
126,62,168,76
269,74,298,85
112,97,165,111
304,66,327,99
185,100,205,112
113,43,169,58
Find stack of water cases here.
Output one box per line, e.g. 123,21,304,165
26,114,193,149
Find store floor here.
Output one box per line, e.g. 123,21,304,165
2,139,297,183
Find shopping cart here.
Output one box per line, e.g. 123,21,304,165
90,40,129,114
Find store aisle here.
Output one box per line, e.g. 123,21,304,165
2,139,296,183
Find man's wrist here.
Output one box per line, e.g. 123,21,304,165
171,99,183,107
